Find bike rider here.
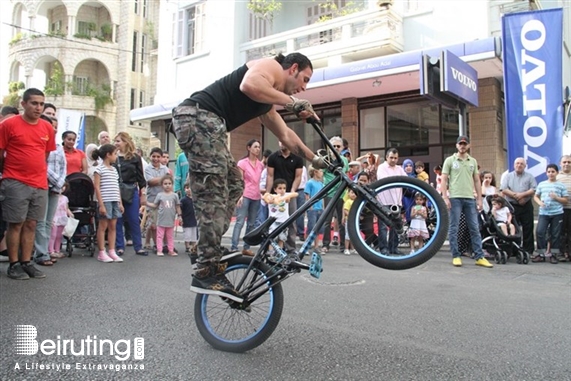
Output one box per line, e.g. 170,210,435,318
171,53,326,302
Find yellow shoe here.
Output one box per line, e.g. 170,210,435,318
475,258,493,268
452,257,462,267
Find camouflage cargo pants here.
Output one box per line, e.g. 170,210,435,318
172,104,244,264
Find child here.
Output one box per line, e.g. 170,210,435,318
93,144,124,263
48,182,74,260
481,171,497,197
144,147,170,250
180,182,198,263
342,189,357,255
147,175,182,257
415,161,429,183
433,165,443,194
491,197,515,236
407,193,429,253
304,166,324,251
263,179,298,249
532,164,569,263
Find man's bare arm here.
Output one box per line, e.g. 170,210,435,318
240,59,292,106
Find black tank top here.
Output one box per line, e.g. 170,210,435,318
184,64,272,132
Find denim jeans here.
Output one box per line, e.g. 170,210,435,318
116,190,143,252
536,213,563,254
34,192,59,262
231,197,260,250
306,209,323,236
449,198,485,259
296,190,306,237
378,219,399,253
255,203,268,229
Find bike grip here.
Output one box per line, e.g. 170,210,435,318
306,117,320,126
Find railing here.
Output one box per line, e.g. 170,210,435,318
240,7,403,63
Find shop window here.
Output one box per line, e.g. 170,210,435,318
360,107,385,150
387,101,438,151
442,106,469,144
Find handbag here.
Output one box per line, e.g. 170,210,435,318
117,158,136,204
63,217,80,238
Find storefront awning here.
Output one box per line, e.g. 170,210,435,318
130,37,502,122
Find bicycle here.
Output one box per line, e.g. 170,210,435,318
193,119,449,353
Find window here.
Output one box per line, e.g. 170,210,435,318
249,12,269,40
142,0,148,18
174,3,206,58
74,76,89,95
360,107,386,150
134,0,139,14
140,34,146,73
51,21,61,33
130,89,136,111
139,91,145,108
77,21,90,35
132,32,138,72
386,101,438,155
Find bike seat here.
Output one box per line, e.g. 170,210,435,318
243,217,276,246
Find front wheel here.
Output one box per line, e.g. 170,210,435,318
347,176,448,270
194,256,284,353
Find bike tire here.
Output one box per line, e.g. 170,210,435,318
347,176,448,270
194,256,284,353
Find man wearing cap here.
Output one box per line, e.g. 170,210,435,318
500,157,537,256
347,160,361,182
441,136,493,268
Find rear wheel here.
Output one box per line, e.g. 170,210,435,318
347,176,448,270
194,256,284,353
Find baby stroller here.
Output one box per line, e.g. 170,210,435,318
479,195,530,264
63,173,97,257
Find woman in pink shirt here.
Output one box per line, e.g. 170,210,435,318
230,139,264,254
62,130,87,175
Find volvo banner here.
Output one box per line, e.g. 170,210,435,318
502,8,563,181
56,109,86,149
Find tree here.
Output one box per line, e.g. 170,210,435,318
247,0,282,24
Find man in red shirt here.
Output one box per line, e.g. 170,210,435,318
0,88,56,280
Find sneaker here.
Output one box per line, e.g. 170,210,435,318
190,264,243,303
21,262,46,279
452,257,462,267
7,263,30,280
97,251,114,263
107,251,123,263
343,249,350,255
550,255,558,264
475,257,494,268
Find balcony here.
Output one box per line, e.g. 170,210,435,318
240,8,403,68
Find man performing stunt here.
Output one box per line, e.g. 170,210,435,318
171,53,325,302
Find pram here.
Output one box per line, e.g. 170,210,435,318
479,195,530,264
63,173,97,257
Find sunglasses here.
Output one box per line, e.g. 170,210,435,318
333,145,342,148
458,142,468,145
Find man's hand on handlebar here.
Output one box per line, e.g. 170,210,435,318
311,154,328,169
285,97,320,122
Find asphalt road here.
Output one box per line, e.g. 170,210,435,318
0,231,570,381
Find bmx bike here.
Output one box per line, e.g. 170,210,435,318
193,119,449,353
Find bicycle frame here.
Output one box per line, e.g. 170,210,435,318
234,121,404,304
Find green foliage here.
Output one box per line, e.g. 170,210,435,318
88,22,97,31
74,32,92,40
100,23,113,40
314,0,363,22
44,62,65,97
48,30,66,38
9,32,25,45
247,0,282,23
87,83,113,113
2,81,25,107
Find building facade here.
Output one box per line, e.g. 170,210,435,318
130,0,570,182
5,0,160,147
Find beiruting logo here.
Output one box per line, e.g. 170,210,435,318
14,325,144,361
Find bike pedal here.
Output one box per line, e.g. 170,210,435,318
309,252,323,279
